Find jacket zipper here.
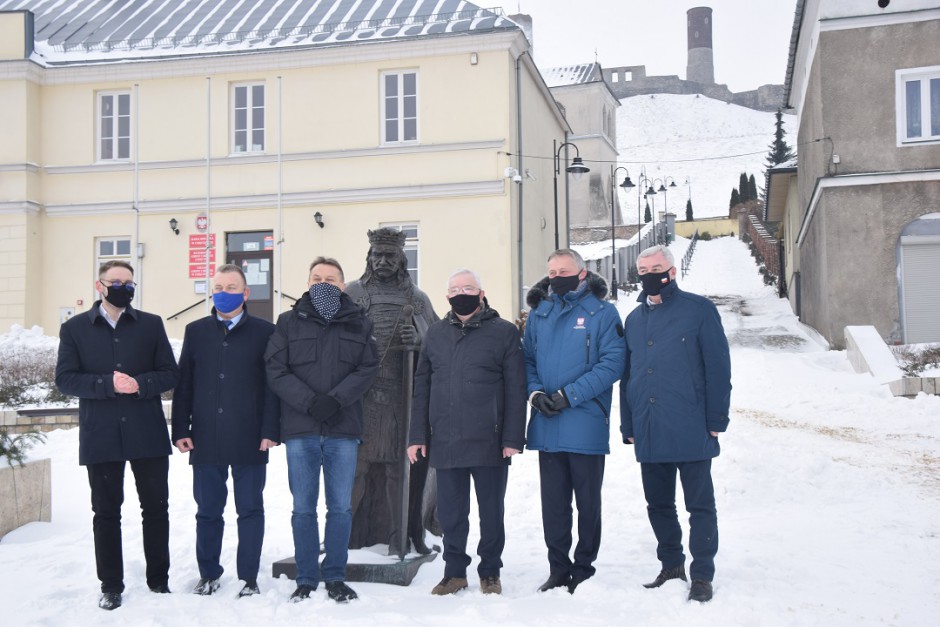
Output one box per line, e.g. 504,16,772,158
586,332,591,365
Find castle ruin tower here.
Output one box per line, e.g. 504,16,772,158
686,6,714,85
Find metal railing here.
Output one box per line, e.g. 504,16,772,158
681,229,699,278
167,299,205,321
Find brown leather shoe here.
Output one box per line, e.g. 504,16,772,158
480,576,502,595
431,576,468,595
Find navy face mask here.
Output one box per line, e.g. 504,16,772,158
549,274,581,298
640,269,673,295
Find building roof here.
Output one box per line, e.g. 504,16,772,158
542,62,602,88
0,0,517,66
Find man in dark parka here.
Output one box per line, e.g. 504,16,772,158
407,269,526,596
265,257,379,604
171,264,280,598
55,260,179,611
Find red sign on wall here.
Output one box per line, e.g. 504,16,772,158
189,233,217,279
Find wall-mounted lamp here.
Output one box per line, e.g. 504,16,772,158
470,52,479,65
314,212,325,228
169,218,179,235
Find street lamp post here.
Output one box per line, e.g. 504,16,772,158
610,165,635,300
553,139,590,250
635,169,654,255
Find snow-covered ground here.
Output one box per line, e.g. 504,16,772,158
616,94,796,221
2,236,939,626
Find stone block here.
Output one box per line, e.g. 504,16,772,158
0,458,52,539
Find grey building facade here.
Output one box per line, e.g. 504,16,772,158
782,0,940,348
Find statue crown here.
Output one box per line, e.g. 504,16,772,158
367,228,407,248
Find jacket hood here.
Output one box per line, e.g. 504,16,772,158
526,271,608,309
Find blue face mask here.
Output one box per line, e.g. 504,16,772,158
212,291,245,314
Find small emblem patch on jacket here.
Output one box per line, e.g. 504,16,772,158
573,317,586,330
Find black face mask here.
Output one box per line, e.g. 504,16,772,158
640,269,672,296
103,284,134,308
449,293,481,316
549,274,581,298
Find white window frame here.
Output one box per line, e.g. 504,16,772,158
896,66,940,146
231,82,266,154
381,70,419,145
379,222,420,285
97,91,131,162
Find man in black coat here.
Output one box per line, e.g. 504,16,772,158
171,264,280,599
55,260,179,611
264,257,379,604
407,269,526,596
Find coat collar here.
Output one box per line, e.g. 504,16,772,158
527,271,609,317
636,280,680,305
87,300,138,323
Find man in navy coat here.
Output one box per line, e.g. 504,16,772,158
172,264,280,598
620,245,732,603
55,260,179,611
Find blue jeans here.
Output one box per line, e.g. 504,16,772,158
285,435,359,587
193,463,266,583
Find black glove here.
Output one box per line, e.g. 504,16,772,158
308,395,341,423
531,392,560,417
548,390,570,412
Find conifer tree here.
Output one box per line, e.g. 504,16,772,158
748,174,758,201
730,188,741,208
644,200,651,223
765,108,795,168
739,172,750,202
686,198,693,221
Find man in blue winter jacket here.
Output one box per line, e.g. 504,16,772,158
620,245,731,603
523,249,626,594
172,264,280,599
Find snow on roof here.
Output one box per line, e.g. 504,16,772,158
542,62,601,87
0,0,517,66
771,156,798,170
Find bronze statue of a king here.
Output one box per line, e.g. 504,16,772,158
345,227,439,555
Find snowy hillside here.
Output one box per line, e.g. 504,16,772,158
615,94,796,221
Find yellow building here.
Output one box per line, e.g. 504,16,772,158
0,1,570,337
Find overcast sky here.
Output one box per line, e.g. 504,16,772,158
487,0,797,92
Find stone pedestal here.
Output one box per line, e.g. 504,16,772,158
0,458,51,539
272,546,439,586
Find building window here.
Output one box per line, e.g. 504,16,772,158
97,91,131,161
382,71,418,144
379,222,419,284
897,67,940,145
232,83,265,153
95,236,133,299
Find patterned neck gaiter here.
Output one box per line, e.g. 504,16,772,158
309,282,342,321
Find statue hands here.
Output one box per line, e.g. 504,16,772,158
400,324,420,348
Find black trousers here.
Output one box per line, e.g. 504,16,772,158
640,459,718,582
436,465,508,579
538,451,605,580
86,456,170,593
